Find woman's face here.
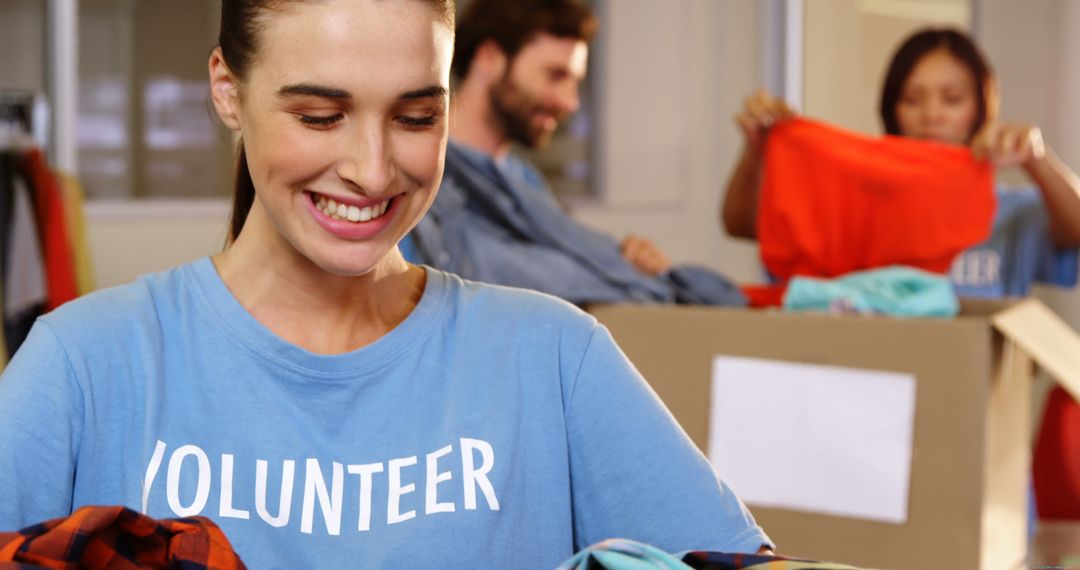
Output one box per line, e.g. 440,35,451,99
220,0,452,276
894,48,980,145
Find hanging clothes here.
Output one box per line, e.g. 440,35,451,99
22,148,78,311
0,153,17,281
0,148,90,363
0,153,16,366
757,118,996,281
58,173,95,295
4,172,46,359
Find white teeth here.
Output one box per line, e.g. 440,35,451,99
314,193,391,223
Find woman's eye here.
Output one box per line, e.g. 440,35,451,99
397,114,438,128
299,113,344,127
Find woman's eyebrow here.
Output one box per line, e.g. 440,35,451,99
399,85,449,101
278,83,351,100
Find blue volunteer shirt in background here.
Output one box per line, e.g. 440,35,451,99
0,259,770,568
951,186,1078,298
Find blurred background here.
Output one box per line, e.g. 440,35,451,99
1,0,1076,319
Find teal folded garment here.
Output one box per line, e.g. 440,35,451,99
556,538,869,569
556,538,690,570
782,266,959,318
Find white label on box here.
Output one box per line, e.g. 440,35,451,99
708,356,916,524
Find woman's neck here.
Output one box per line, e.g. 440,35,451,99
211,209,426,355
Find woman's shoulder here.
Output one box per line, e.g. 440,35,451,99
39,259,205,342
430,268,598,330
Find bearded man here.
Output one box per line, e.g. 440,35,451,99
403,0,744,307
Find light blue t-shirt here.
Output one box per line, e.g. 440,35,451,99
0,258,770,568
951,186,1079,297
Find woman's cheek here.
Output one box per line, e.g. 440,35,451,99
392,131,446,185
260,124,333,185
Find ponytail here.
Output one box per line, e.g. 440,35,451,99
228,141,256,244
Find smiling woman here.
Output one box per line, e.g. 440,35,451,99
0,0,772,567
211,0,453,287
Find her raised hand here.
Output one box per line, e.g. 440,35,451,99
970,121,1046,168
735,89,796,151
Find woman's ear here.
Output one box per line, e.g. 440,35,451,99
209,47,243,131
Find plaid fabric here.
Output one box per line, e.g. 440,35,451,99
0,506,246,570
683,550,867,570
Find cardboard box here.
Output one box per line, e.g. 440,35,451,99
588,299,1080,570
1031,521,1080,567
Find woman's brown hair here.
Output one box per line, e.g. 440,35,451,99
879,27,996,142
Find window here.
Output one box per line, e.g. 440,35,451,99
3,0,599,201
78,0,230,200
0,0,48,147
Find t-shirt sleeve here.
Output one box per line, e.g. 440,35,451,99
564,324,772,554
1004,189,1079,291
1033,213,1080,289
0,320,82,529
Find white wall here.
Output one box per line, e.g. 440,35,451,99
574,0,766,284
803,0,970,135
86,201,228,288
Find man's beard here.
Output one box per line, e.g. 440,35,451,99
489,74,563,149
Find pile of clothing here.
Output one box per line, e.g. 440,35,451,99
749,118,995,318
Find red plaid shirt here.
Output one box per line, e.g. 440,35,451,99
0,506,246,569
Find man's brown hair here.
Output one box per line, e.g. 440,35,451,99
453,0,597,80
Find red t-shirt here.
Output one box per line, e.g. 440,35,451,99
757,118,995,281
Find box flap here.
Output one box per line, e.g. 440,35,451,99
991,299,1080,401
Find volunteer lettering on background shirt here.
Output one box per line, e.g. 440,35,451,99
949,188,1078,297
